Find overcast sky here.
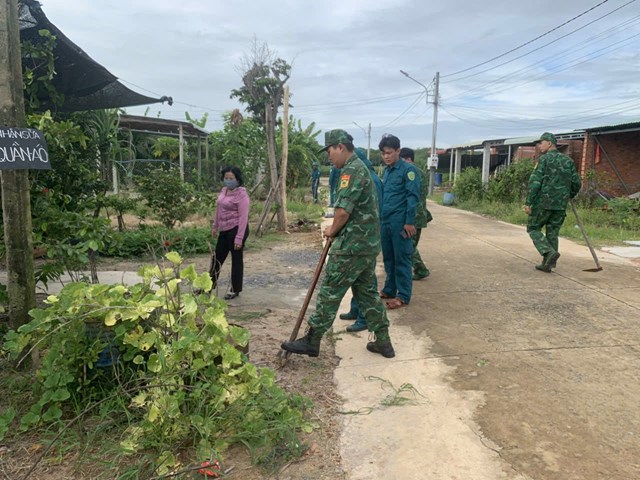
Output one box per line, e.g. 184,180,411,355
41,0,640,148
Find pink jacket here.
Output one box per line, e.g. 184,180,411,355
213,186,250,244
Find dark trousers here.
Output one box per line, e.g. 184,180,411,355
210,225,249,294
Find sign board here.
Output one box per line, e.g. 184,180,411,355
0,127,50,170
428,154,439,169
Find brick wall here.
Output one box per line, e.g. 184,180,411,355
585,131,640,196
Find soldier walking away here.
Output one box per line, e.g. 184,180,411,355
524,132,581,272
281,130,395,359
399,147,433,280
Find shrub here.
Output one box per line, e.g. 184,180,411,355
135,168,196,228
104,226,213,258
453,167,484,202
1,253,312,473
485,159,534,203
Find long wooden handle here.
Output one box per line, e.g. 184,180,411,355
285,238,332,344
570,200,602,270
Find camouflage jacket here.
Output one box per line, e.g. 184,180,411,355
525,150,581,210
331,154,381,256
414,166,433,228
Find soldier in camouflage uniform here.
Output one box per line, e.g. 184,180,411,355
281,129,395,359
400,147,433,280
524,132,582,272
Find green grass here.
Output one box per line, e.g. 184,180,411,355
432,194,639,246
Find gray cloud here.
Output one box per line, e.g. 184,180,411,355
41,0,640,147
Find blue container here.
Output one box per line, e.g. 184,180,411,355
434,173,443,186
443,192,455,206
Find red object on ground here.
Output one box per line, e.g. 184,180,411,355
198,460,221,477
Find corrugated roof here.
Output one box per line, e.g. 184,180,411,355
584,120,640,133
118,115,209,138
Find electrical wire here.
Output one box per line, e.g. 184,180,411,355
443,0,636,84
444,15,640,102
380,92,428,129
442,0,614,78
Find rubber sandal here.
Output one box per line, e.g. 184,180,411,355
224,292,239,300
385,298,407,309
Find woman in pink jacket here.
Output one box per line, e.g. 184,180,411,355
210,166,250,300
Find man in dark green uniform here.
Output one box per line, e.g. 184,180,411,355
281,129,395,358
311,162,321,203
524,132,581,272
379,135,420,309
400,147,432,280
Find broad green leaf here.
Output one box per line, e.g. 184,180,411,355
104,310,119,326
182,296,197,315
50,388,71,402
148,403,161,422
41,405,62,422
193,272,213,291
0,408,16,441
179,264,198,282
165,251,182,265
131,392,147,408
229,325,250,347
132,355,145,365
147,353,162,373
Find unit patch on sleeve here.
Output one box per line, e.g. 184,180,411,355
407,171,416,181
340,174,351,189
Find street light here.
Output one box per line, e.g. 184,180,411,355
352,121,371,159
400,70,439,196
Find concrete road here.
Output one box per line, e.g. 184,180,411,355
335,203,640,480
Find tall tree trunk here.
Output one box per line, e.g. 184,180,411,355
280,87,289,230
0,0,36,330
265,103,286,230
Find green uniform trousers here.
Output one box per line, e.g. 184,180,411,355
411,228,430,277
527,208,567,256
308,254,390,341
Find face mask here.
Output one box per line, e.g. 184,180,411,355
223,179,238,190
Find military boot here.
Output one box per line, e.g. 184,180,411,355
281,327,321,357
366,329,395,358
535,251,560,273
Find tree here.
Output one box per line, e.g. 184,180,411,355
209,112,266,190
0,0,36,329
231,40,291,230
277,117,321,188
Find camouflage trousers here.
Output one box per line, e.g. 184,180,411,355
412,228,430,277
308,254,390,341
527,208,567,256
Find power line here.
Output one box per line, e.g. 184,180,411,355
442,0,614,79
466,31,640,99
444,0,636,84
445,15,640,102
380,92,428,129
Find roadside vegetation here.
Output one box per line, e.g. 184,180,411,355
0,33,328,478
433,161,639,245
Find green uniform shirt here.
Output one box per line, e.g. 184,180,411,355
414,166,433,228
331,154,381,256
526,150,581,210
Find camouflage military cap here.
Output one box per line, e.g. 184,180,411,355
318,129,353,153
535,132,557,145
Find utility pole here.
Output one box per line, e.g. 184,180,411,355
429,72,440,196
0,0,37,329
352,121,371,159
400,70,440,195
